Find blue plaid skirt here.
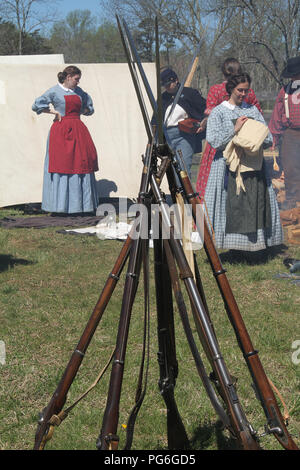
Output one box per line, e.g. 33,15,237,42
203,153,283,251
42,140,99,214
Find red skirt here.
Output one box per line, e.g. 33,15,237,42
196,142,216,201
48,115,98,174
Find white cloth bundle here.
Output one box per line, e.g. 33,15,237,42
224,118,269,194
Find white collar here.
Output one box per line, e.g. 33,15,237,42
58,83,75,92
221,100,249,110
221,100,235,110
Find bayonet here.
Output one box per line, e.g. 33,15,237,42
116,15,153,143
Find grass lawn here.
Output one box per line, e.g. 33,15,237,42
0,205,299,451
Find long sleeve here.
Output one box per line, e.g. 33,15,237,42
207,104,272,150
269,82,300,146
251,106,273,146
32,88,55,114
185,88,206,120
81,91,94,116
206,106,235,149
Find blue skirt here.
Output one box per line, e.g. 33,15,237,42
42,142,99,214
203,154,283,251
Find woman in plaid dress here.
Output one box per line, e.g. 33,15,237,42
204,73,283,252
196,58,262,202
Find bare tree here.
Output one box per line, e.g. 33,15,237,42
98,0,176,60
207,0,300,88
96,0,299,94
0,0,62,54
148,0,236,92
49,10,98,63
98,0,235,92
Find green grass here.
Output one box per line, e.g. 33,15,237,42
0,206,299,451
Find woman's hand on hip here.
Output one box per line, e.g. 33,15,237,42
52,110,62,122
48,104,62,122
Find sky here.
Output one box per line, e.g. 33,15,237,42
56,0,102,18
33,0,107,27
35,0,108,33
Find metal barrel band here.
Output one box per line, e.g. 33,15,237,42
74,349,85,357
244,350,259,359
110,273,120,281
126,272,138,279
114,359,125,365
213,269,227,277
105,433,120,450
185,191,199,201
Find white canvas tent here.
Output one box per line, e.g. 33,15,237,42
0,62,158,208
0,54,65,64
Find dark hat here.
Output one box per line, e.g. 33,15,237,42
281,56,300,78
160,68,178,86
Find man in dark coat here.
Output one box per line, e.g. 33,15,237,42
160,68,206,178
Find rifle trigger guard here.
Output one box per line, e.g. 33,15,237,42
39,424,55,450
260,423,284,438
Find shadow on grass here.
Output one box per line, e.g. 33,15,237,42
0,254,35,273
154,421,240,451
189,420,240,450
218,244,288,266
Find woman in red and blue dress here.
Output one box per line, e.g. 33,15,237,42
196,58,262,202
32,66,99,215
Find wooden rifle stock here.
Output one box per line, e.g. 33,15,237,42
33,235,132,450
150,171,260,450
97,233,145,450
163,239,232,431
184,57,199,88
179,170,299,450
97,139,155,450
153,235,190,450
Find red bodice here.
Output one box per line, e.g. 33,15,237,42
48,94,98,174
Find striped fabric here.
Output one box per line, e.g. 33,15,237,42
269,82,300,145
203,156,283,251
196,82,262,201
202,101,283,251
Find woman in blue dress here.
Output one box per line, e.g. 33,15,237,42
204,73,283,252
32,65,99,215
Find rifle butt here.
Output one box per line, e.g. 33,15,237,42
239,430,261,450
162,389,190,450
33,397,64,450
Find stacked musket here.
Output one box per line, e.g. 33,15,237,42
32,17,299,452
